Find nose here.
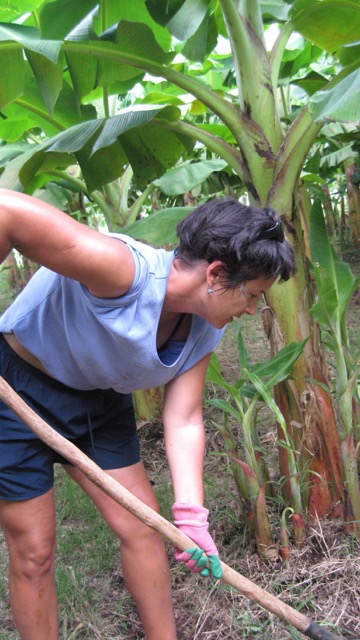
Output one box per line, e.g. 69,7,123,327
245,302,258,316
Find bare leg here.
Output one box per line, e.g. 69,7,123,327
0,490,58,640
65,461,177,640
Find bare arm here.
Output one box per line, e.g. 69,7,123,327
163,354,211,505
0,188,135,297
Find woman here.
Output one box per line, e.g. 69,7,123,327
0,189,295,640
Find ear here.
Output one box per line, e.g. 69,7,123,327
206,260,225,287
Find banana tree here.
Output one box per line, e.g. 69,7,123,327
0,0,360,531
310,199,360,531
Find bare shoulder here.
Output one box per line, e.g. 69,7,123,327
82,232,136,298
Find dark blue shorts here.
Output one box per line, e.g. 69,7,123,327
0,334,140,501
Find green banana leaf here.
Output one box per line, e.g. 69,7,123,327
0,20,174,111
251,337,308,388
0,143,34,166
260,1,290,21
124,206,194,245
0,75,97,141
39,0,96,39
25,49,63,116
145,0,209,42
39,0,171,50
236,324,250,371
206,352,228,386
206,328,307,400
309,69,360,124
153,159,228,196
245,370,287,433
0,0,43,22
208,398,243,423
290,0,360,55
0,105,191,192
0,23,62,63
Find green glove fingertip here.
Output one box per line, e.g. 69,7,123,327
189,548,204,563
200,567,210,577
195,555,208,569
208,554,223,579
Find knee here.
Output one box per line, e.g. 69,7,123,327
117,516,163,550
9,536,56,583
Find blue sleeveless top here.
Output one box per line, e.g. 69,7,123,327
0,235,224,392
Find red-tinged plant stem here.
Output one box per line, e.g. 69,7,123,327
234,394,270,488
279,546,290,562
280,507,292,561
254,450,273,498
292,513,306,548
214,418,251,508
237,460,274,556
248,407,273,496
254,485,277,561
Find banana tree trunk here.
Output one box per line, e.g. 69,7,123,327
263,191,345,519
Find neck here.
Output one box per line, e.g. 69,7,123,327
162,257,207,317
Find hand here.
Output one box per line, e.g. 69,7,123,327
172,502,222,579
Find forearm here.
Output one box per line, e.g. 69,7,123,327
164,420,205,505
162,358,222,577
166,419,223,579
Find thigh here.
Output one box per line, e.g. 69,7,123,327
64,462,159,540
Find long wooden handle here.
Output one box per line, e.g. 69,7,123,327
0,376,340,640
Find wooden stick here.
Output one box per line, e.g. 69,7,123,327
0,376,340,640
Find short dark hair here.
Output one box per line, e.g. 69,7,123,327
175,197,295,288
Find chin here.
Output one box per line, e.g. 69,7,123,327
212,319,228,329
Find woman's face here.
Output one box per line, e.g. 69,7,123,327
205,274,277,329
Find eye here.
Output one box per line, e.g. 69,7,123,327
239,284,263,302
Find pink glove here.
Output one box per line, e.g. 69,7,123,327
172,502,222,578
